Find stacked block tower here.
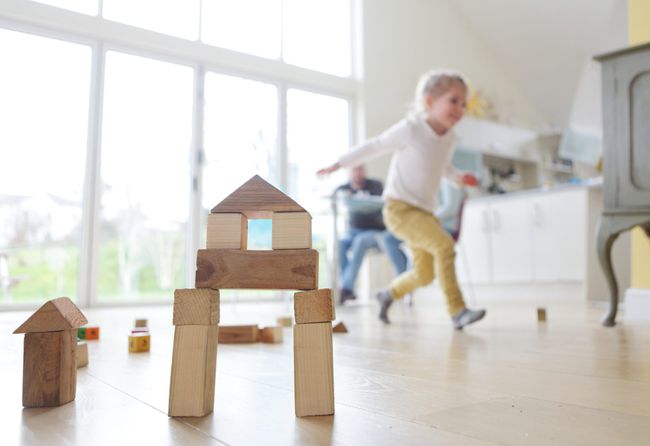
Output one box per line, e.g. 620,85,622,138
169,175,334,417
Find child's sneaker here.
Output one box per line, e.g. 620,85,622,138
376,289,394,324
452,308,486,330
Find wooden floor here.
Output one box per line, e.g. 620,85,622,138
2,290,650,445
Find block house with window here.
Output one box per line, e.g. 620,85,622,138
170,175,334,418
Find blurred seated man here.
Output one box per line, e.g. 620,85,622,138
336,165,407,304
435,177,467,239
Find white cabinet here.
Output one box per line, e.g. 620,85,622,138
456,186,597,288
489,199,534,283
531,190,585,282
457,202,491,283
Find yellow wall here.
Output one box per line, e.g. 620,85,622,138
629,0,650,288
629,0,650,44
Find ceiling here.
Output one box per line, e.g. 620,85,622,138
451,0,627,128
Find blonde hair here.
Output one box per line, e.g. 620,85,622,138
409,69,468,119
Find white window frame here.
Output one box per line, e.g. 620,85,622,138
0,0,361,309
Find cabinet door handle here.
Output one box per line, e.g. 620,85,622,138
481,209,489,232
491,209,499,232
532,203,542,227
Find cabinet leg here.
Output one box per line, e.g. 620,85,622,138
596,217,620,327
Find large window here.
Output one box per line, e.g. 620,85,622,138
287,89,350,287
102,0,200,40
26,0,353,77
98,51,194,302
33,0,99,15
0,29,91,304
1,2,358,307
283,0,352,76
201,0,282,59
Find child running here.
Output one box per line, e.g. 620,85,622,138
318,70,486,329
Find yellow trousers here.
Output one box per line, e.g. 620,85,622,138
383,199,466,317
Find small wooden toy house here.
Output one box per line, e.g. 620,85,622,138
169,175,334,418
13,297,87,407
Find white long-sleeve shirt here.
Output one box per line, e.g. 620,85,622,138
338,116,458,214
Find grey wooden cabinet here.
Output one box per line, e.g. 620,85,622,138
595,42,650,326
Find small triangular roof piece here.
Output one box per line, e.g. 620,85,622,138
211,175,310,219
13,297,88,334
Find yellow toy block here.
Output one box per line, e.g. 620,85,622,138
129,333,150,353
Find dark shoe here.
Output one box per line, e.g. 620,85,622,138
452,308,486,330
376,289,394,324
339,288,357,305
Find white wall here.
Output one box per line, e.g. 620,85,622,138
360,0,544,179
567,1,627,135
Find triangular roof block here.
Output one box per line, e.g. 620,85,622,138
14,297,88,334
211,175,310,219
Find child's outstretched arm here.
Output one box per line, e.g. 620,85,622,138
317,119,410,176
317,162,341,176
444,164,478,187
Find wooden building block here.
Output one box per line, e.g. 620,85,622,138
23,329,77,407
78,326,100,340
168,325,219,417
272,212,312,249
332,321,348,333
207,213,248,249
129,333,151,352
211,175,308,219
218,325,259,344
14,297,87,334
277,316,293,327
173,289,220,326
135,318,148,328
294,289,334,324
76,341,88,368
294,322,334,416
259,326,283,343
196,249,318,290
537,307,547,322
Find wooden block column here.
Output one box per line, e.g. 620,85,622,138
293,288,335,417
168,289,220,417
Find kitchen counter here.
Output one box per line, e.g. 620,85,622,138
466,178,603,203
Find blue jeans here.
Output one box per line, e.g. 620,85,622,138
339,229,408,292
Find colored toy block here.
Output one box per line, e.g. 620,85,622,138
76,341,88,368
277,316,293,327
332,321,348,333
294,322,334,416
537,307,547,322
196,249,318,290
173,288,220,326
218,325,259,344
135,318,148,328
294,289,334,324
272,212,312,249
259,326,283,343
168,325,218,417
207,213,248,249
211,175,308,219
129,333,150,353
78,326,100,340
13,297,86,408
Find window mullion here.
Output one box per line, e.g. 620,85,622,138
188,64,205,288
79,42,105,308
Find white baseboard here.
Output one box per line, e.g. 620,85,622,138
624,288,650,322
